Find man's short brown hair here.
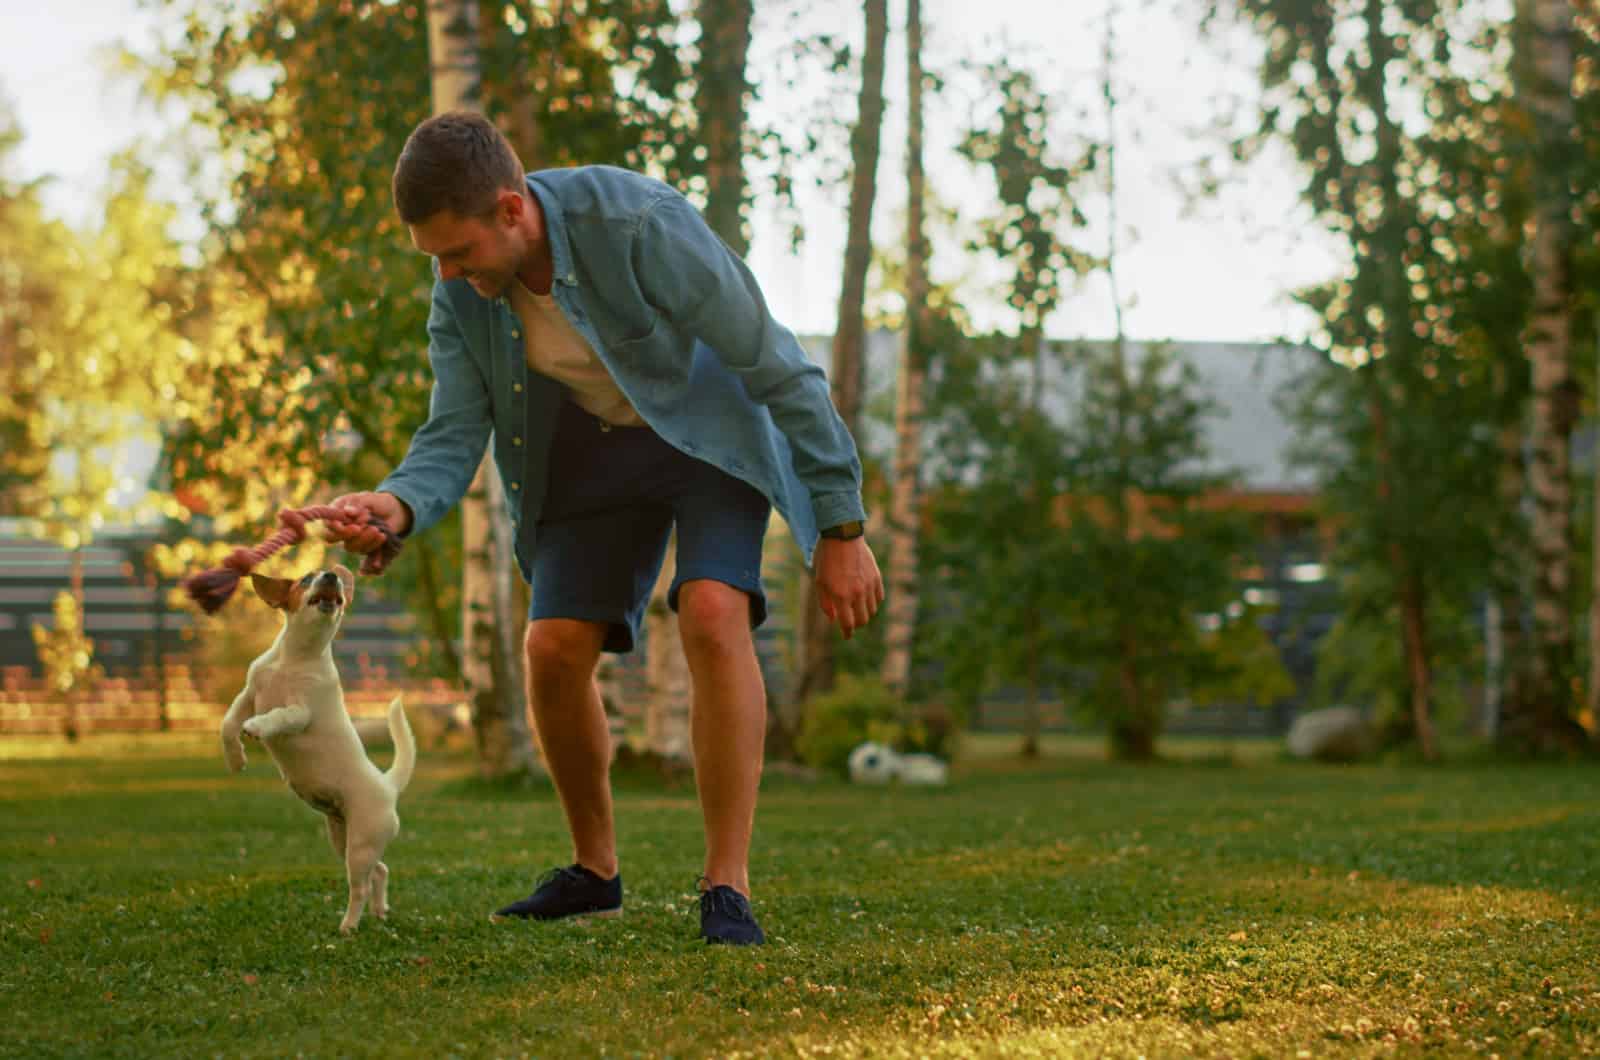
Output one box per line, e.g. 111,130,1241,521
392,111,525,224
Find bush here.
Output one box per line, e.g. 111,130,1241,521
796,675,904,776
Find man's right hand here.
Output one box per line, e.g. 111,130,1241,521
324,491,413,554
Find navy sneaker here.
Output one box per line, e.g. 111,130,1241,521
699,883,766,945
491,864,622,922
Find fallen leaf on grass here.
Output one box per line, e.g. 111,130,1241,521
242,974,259,986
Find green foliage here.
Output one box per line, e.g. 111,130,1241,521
924,336,1250,757
130,0,699,672
0,102,58,510
29,592,103,700
795,673,904,775
1189,604,1297,709
1223,0,1600,741
956,53,1097,342
1310,571,1483,737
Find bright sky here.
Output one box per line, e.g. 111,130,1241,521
0,0,1342,346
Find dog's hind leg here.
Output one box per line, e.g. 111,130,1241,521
369,812,398,919
325,815,347,860
339,841,380,935
370,861,390,920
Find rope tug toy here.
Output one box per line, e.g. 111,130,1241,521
181,505,404,615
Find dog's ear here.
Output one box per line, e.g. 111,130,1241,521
332,564,355,604
250,574,296,610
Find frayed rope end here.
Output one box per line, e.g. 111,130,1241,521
182,567,244,615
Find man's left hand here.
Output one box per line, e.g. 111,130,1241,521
814,536,885,640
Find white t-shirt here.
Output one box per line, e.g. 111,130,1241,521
509,280,646,428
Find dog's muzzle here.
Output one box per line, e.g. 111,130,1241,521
308,573,344,613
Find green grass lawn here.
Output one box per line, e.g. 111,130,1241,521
4,733,1599,1058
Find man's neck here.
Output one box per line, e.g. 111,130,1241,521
515,192,556,295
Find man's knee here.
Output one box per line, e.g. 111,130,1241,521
524,620,604,682
677,580,751,656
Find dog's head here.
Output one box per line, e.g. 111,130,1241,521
251,564,356,632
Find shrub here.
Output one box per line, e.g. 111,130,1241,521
796,674,904,776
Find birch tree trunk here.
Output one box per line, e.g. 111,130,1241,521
641,0,755,755
790,0,888,725
1488,417,1529,738
1511,0,1585,751
879,0,927,702
426,0,537,777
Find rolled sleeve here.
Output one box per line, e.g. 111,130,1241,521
376,280,492,535
633,194,866,529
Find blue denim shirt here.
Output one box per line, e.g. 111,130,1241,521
377,165,864,579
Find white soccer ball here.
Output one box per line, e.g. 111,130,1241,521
847,741,899,785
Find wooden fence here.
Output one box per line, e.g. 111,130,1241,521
0,665,468,737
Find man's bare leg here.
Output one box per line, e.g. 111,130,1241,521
676,579,766,897
523,618,618,879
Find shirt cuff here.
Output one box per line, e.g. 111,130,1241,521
812,491,866,533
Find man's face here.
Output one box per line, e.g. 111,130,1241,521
409,196,522,298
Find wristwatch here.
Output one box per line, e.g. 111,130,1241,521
820,520,865,541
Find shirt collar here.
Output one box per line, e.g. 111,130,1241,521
525,173,577,288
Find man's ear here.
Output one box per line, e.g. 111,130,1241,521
497,186,525,226
333,564,356,604
250,574,295,611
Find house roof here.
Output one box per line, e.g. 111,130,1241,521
797,331,1317,494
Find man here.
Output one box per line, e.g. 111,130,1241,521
327,111,882,945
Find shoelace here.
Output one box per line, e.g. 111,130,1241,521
698,881,754,922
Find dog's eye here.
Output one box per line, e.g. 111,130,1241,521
299,574,313,585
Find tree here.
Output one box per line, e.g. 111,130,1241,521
1510,0,1588,751
950,50,1094,751
879,0,929,703
424,0,540,779
137,0,696,767
1,149,192,737
0,101,60,509
694,0,755,255
1218,0,1547,757
789,0,888,725
925,338,1248,761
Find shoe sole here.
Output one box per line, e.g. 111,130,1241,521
489,907,623,925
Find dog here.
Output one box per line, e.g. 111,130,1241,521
220,564,415,934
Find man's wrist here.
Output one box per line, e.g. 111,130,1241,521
819,520,865,541
380,491,415,537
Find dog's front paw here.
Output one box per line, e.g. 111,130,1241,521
241,717,266,742
224,742,247,773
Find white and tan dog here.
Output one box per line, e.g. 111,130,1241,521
220,564,415,934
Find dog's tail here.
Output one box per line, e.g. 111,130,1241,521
384,696,416,794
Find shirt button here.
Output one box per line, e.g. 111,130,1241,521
513,383,523,393
511,329,521,339
512,436,522,446
510,482,520,491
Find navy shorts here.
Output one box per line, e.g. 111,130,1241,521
529,399,772,654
